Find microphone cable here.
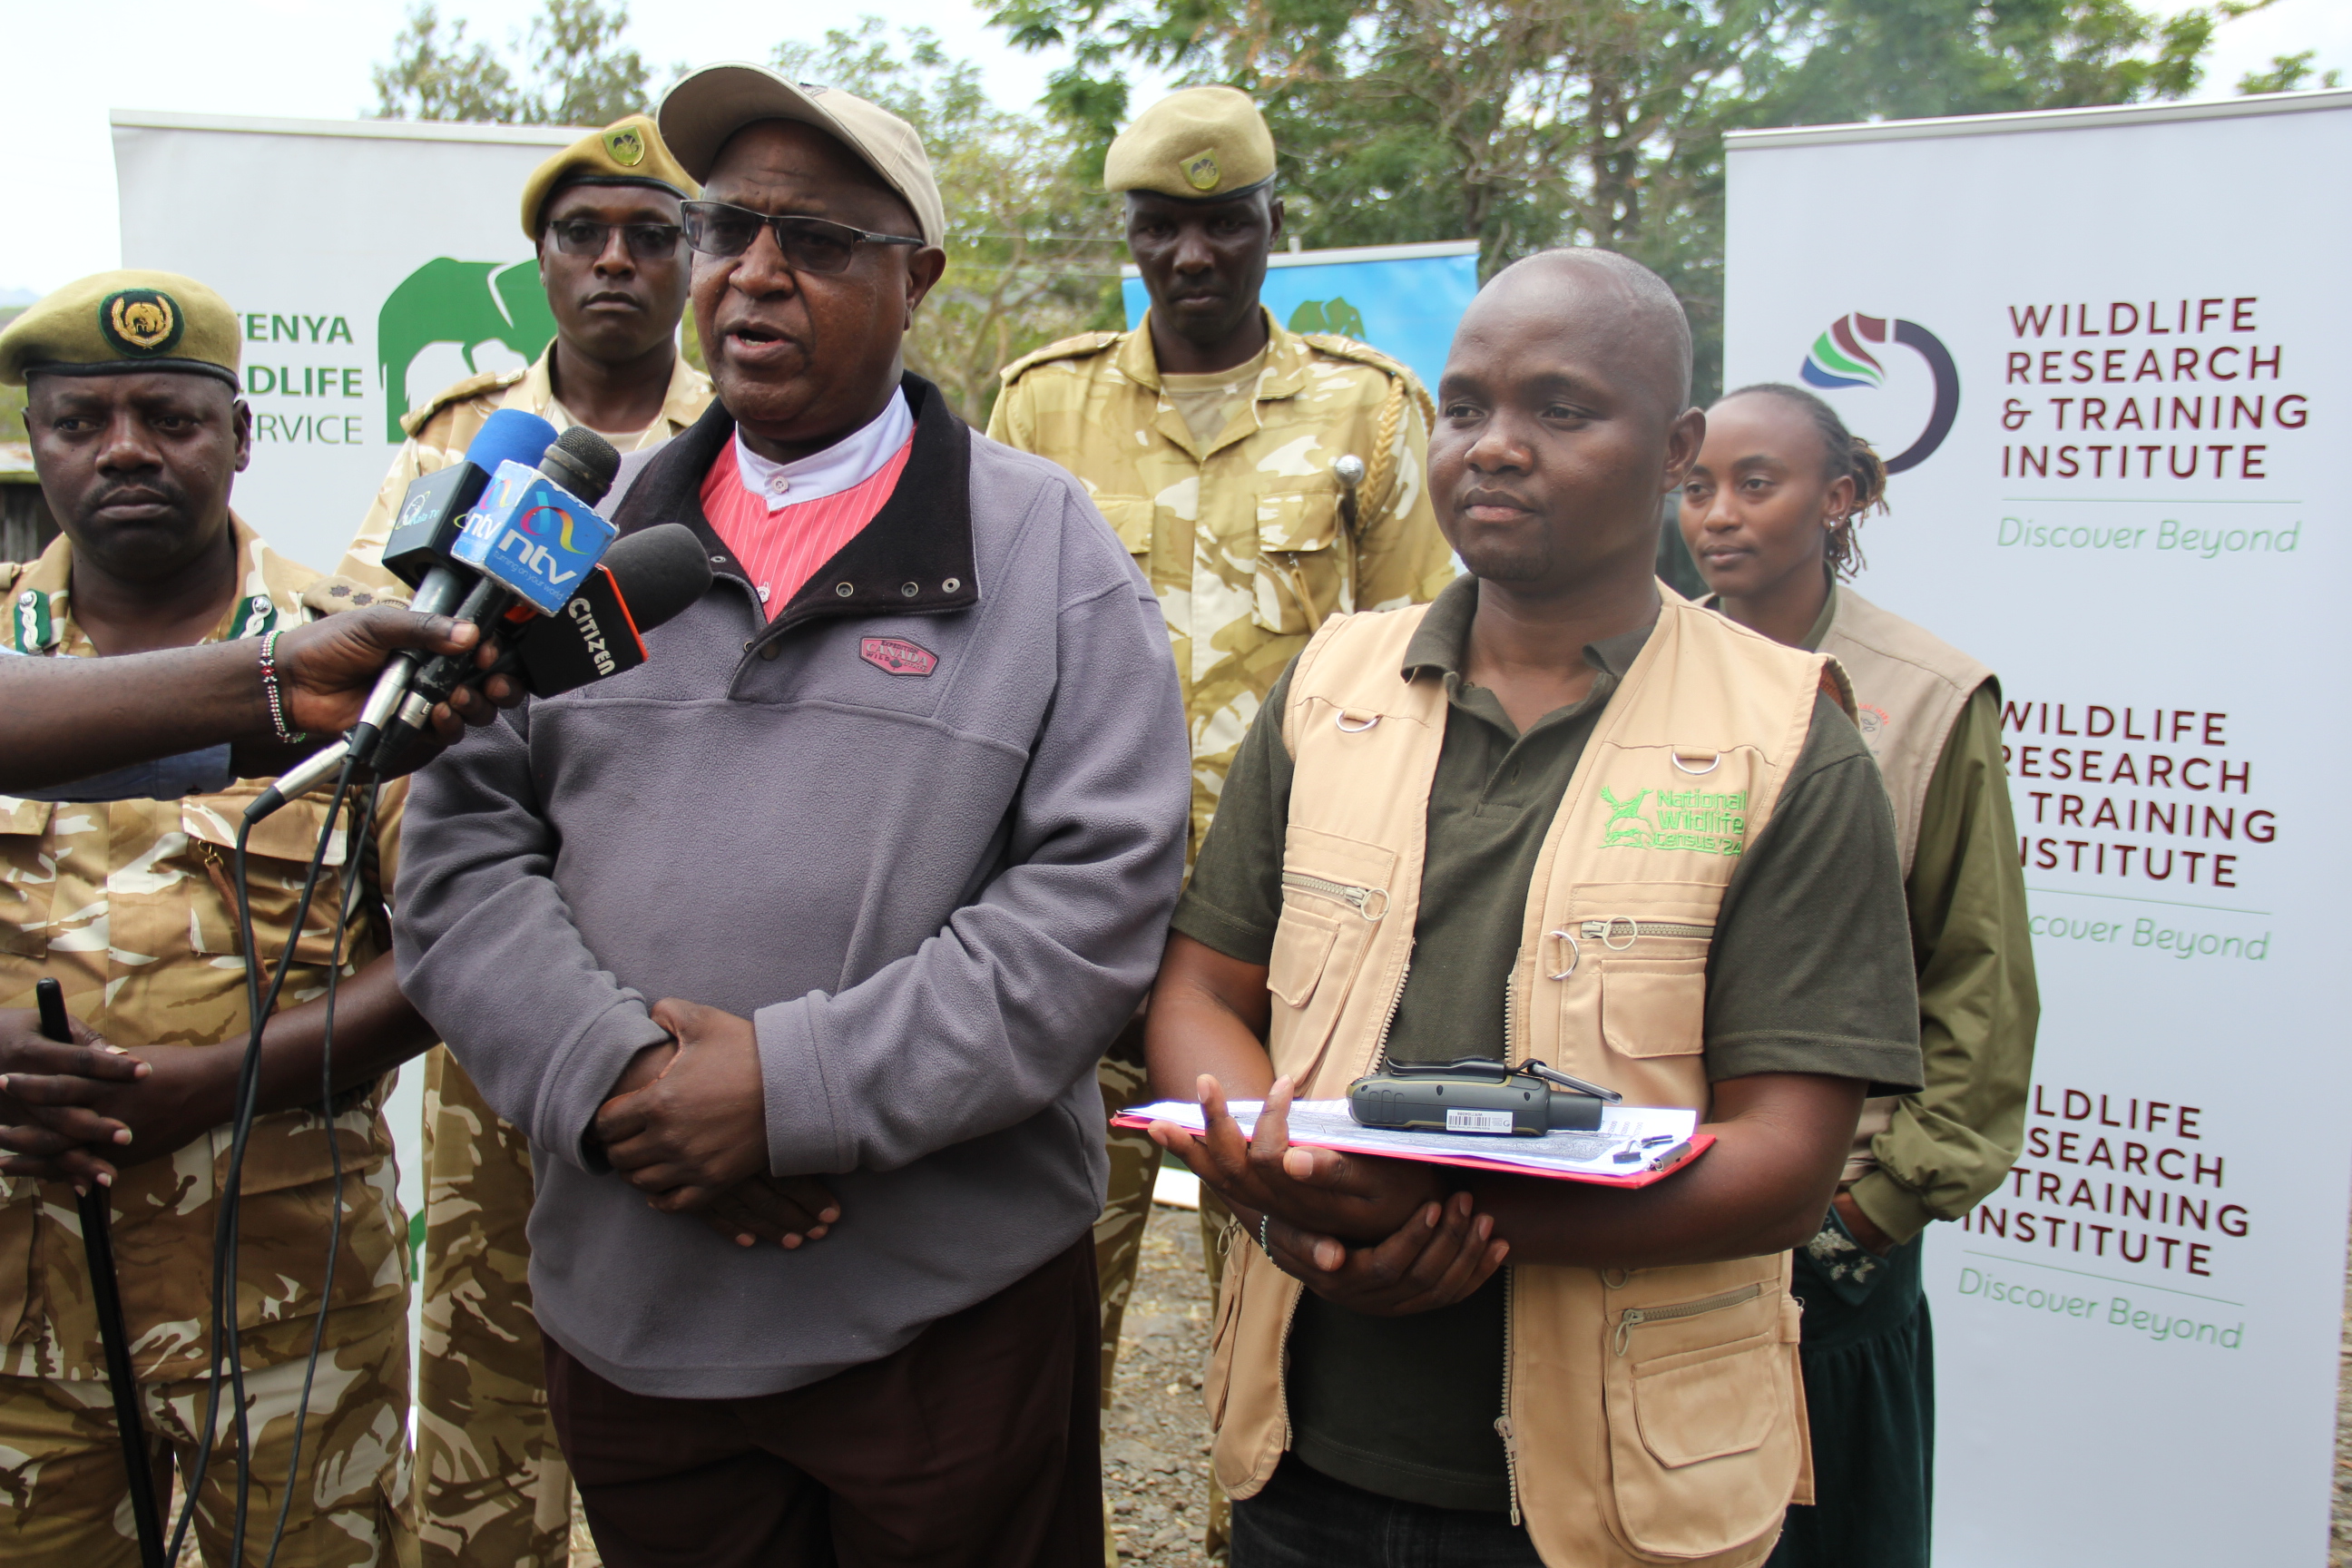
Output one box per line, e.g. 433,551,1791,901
165,748,358,1566
259,778,374,1568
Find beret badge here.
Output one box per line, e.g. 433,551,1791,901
100,289,184,358
603,125,647,167
1182,151,1220,191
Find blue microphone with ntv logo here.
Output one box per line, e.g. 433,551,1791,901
348,421,624,770
453,440,622,613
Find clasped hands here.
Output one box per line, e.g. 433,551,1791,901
0,1008,165,1191
1150,1073,1508,1317
593,998,842,1251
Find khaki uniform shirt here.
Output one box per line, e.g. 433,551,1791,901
0,519,407,1382
988,312,1455,856
338,339,712,587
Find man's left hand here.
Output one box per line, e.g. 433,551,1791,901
1266,1191,1509,1317
594,999,776,1212
1,1041,233,1186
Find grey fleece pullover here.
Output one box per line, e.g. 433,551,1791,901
393,378,1190,1398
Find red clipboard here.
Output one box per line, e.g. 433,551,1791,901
1112,1112,1716,1188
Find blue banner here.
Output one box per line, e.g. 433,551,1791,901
1122,242,1480,395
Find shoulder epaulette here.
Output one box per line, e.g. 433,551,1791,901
997,331,1123,386
399,366,528,438
1301,333,1412,381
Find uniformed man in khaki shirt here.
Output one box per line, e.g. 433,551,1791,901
338,113,714,1568
0,270,436,1565
339,113,713,586
985,85,1454,1559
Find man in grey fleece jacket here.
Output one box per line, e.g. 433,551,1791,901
392,65,1190,1568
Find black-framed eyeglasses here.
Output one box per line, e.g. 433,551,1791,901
681,201,925,274
546,220,685,261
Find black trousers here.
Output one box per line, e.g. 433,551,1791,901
1769,1233,1934,1568
1232,1457,1542,1568
546,1238,1102,1568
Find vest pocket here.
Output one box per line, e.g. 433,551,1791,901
1603,1284,1800,1558
1203,1235,1252,1427
1251,485,1346,633
1269,829,1396,1082
1600,956,1709,1059
1268,903,1341,1009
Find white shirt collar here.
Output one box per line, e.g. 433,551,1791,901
731,389,915,514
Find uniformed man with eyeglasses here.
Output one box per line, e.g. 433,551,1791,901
337,113,714,1568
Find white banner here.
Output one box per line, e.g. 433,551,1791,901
1725,91,2352,1563
113,109,590,1265
112,110,588,573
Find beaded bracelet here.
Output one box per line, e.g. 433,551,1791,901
258,629,307,744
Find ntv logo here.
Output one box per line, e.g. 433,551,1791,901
1798,314,1959,473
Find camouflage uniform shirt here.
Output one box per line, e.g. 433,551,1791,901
338,339,712,586
988,311,1455,857
0,519,408,1384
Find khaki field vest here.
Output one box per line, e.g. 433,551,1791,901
1813,584,1994,1181
1203,595,1849,1567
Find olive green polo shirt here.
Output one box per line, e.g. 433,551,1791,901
1172,573,1923,1512
1795,584,2039,1246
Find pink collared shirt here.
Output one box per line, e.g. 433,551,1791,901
701,433,915,619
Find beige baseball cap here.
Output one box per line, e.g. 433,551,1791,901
657,63,945,249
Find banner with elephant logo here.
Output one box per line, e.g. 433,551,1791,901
112,110,580,573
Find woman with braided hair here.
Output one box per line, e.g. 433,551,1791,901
1680,382,2039,1568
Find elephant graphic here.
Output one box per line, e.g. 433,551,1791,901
376,258,558,442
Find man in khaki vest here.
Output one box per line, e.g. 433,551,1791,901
986,92,1451,1548
1142,250,1926,1566
338,114,713,1568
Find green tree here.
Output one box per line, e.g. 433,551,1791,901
776,20,1125,425
988,0,2259,400
2237,50,2341,93
372,0,652,126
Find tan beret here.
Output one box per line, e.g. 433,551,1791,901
658,64,946,249
0,270,240,390
519,113,696,238
1105,87,1276,201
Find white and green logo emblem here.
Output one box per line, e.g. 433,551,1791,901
1600,785,1748,857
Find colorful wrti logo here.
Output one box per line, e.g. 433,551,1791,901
1798,312,1960,474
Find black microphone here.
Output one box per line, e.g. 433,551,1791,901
501,524,714,698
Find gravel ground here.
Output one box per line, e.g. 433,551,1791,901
565,1200,1222,1568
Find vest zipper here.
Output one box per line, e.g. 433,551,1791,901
1366,954,1411,1073
1577,917,1716,943
1280,870,1389,920
1612,1282,1763,1356
1495,1266,1523,1524
1275,1261,1305,1454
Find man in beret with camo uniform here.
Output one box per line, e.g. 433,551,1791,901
0,270,440,1565
986,85,1452,1557
335,112,710,1568
339,113,710,583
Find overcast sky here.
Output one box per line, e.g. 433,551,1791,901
5,0,2346,296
